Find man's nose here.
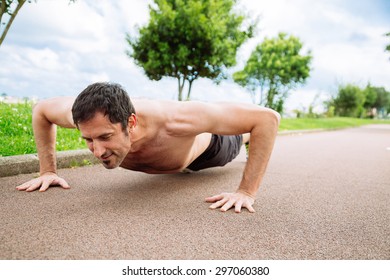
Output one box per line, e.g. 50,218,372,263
92,141,105,158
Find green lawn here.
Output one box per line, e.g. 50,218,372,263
279,117,390,131
0,102,85,157
1,102,389,156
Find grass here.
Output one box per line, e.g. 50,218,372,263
1,102,389,156
279,117,390,131
0,102,85,157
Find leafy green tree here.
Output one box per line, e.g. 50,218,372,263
126,0,255,101
233,33,312,113
0,0,76,46
371,86,390,117
332,84,365,117
363,84,377,109
363,84,378,118
329,84,390,118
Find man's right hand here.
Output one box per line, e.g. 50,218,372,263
16,172,71,192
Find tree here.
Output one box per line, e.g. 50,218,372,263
0,0,76,46
363,84,378,118
0,0,27,46
332,84,365,117
126,0,255,101
371,86,390,117
233,32,312,113
328,84,390,118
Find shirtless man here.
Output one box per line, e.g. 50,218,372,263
16,82,280,213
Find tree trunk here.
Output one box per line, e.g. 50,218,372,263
266,86,277,109
177,75,186,101
0,0,26,46
186,79,194,101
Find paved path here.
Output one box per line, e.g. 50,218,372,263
1,125,389,259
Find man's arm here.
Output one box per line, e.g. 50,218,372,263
16,97,76,192
168,101,280,213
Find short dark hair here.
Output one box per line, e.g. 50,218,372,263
72,82,136,131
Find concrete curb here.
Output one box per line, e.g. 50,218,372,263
0,129,331,178
0,149,99,178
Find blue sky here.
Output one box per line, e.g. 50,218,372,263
0,0,389,113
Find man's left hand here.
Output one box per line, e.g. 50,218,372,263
205,192,255,213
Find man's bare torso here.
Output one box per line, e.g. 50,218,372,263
119,99,212,174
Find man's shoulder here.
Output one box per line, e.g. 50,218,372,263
134,99,219,127
134,98,206,115
133,99,180,129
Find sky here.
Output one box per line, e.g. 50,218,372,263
0,0,389,113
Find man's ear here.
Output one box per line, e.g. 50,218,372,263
128,114,137,131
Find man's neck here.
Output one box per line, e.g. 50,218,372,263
128,119,148,153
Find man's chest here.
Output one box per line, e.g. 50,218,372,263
120,135,197,173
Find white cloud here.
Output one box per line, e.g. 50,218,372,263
0,0,389,113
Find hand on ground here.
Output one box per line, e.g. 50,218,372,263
205,191,255,213
16,172,70,192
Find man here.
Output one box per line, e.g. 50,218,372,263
16,82,280,213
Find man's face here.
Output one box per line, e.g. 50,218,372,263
78,112,132,169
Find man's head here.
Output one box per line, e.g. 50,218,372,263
72,82,135,131
72,82,136,169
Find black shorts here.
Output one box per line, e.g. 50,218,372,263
186,134,243,171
